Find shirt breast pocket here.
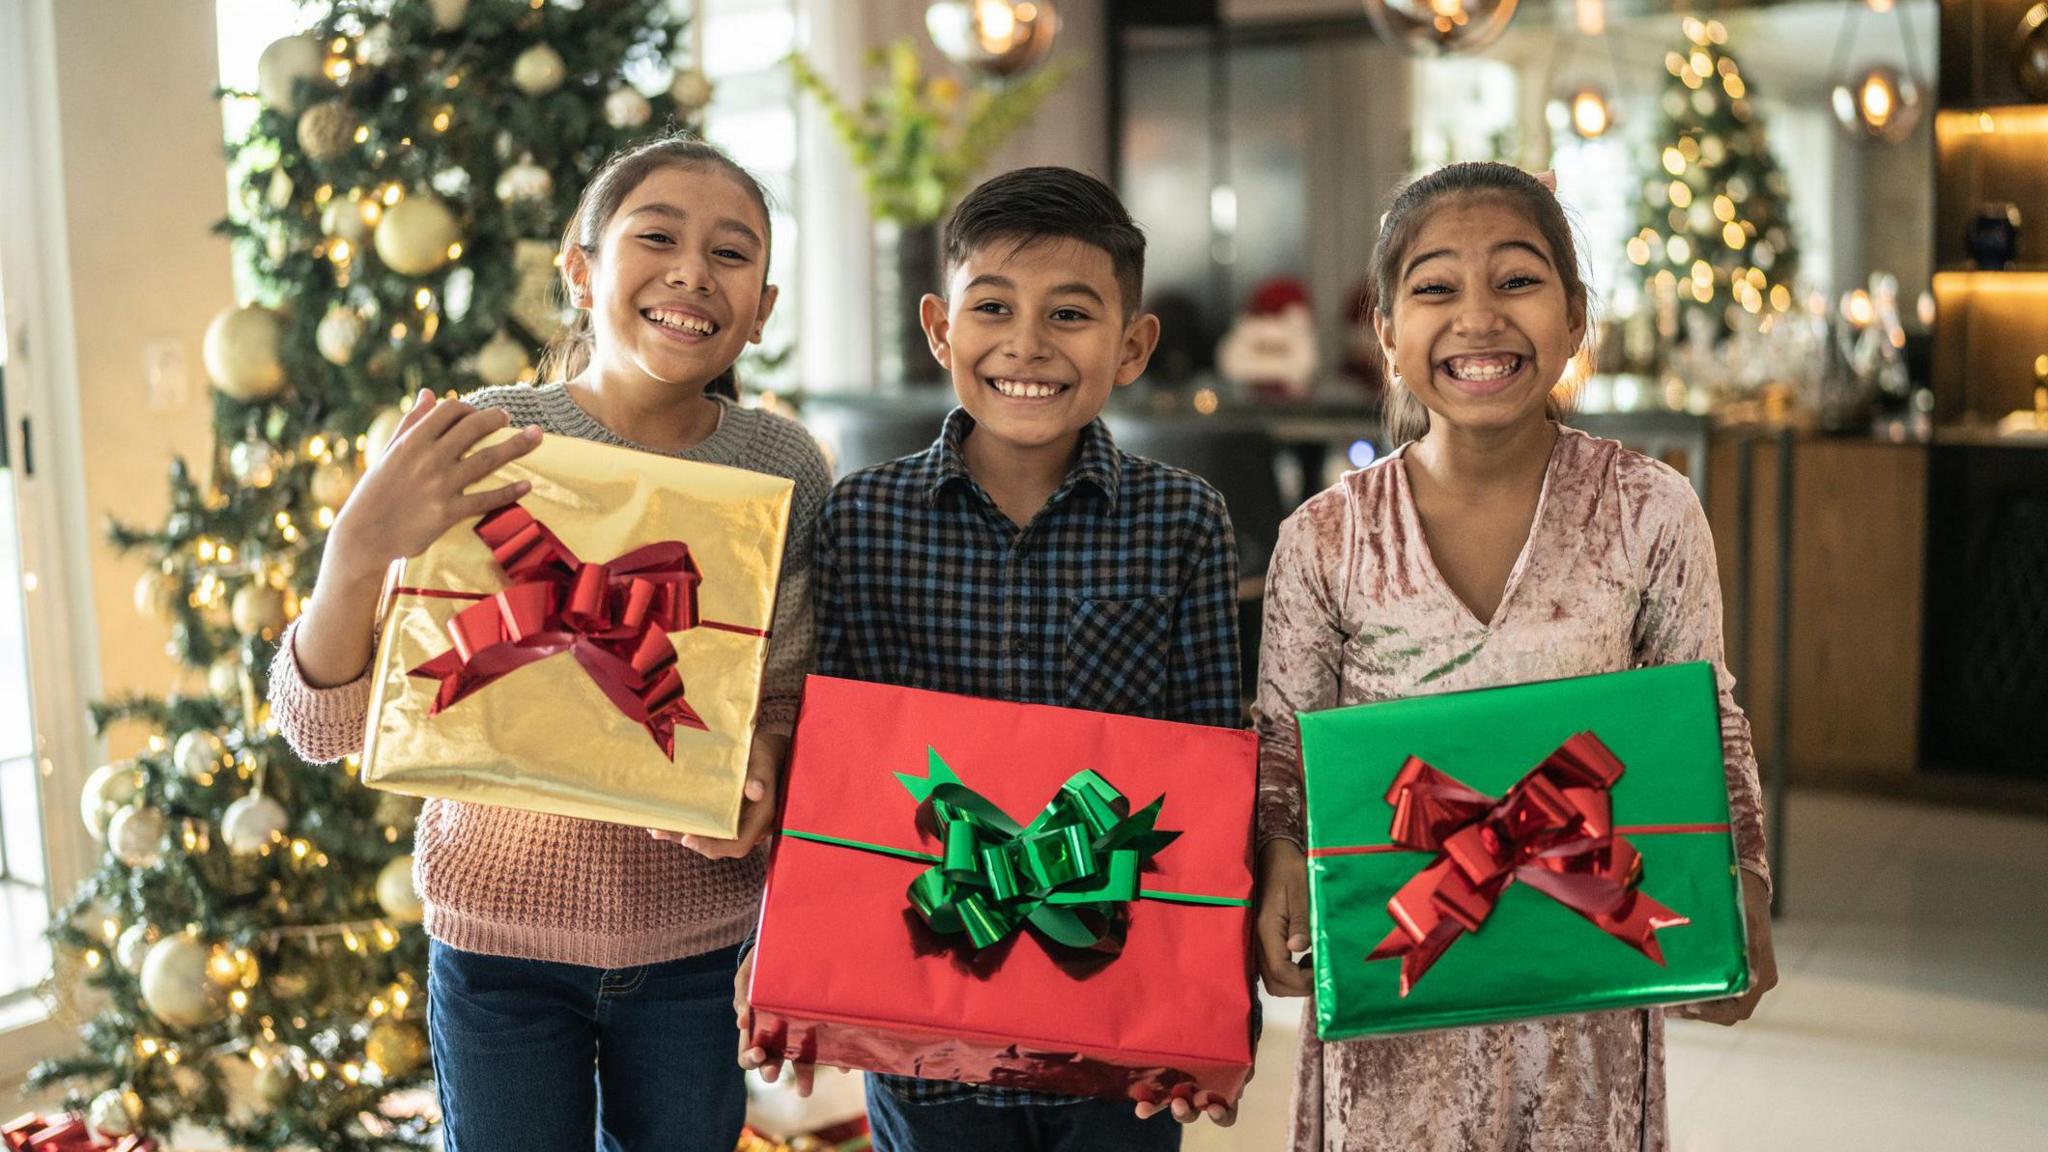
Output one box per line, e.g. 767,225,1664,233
1063,595,1173,714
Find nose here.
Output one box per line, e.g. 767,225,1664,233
1452,291,1507,338
666,250,714,294
1000,317,1054,362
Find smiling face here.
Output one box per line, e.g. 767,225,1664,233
563,164,777,395
921,236,1159,456
1374,193,1585,437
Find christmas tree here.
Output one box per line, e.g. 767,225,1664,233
33,2,704,1147
1627,15,1802,340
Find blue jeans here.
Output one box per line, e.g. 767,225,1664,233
427,939,745,1152
864,1079,1180,1152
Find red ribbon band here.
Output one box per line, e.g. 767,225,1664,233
1328,732,1700,997
402,503,768,757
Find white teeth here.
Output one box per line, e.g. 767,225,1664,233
646,309,714,335
1444,355,1521,382
991,378,1064,399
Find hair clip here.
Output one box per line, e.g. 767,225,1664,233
1533,170,1558,192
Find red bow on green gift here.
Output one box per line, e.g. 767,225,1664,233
408,503,710,756
1366,732,1690,996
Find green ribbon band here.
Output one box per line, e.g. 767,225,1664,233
781,747,1249,953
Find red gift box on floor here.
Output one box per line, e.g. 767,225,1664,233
748,676,1258,1105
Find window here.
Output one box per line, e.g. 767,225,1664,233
0,262,50,1016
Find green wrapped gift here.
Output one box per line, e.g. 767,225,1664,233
1300,662,1750,1040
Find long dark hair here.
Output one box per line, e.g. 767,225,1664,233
536,132,773,400
1369,163,1590,445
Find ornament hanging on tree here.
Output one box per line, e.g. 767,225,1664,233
296,98,360,162
266,167,295,210
228,437,284,489
230,583,288,639
221,791,290,855
358,22,396,69
311,460,360,508
496,154,554,204
511,238,568,340
202,304,286,403
80,761,143,841
116,923,158,974
86,1088,141,1138
604,86,652,128
107,804,168,868
474,330,532,387
207,655,243,700
1361,0,1520,56
254,1051,296,1104
173,729,227,782
256,34,326,114
139,934,230,1028
375,854,423,922
316,304,365,366
925,0,1062,77
363,406,406,467
134,568,180,624
320,195,372,245
669,67,714,112
429,0,470,32
374,192,460,276
512,44,568,97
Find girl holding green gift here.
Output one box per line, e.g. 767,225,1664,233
272,133,828,1152
1251,162,1777,1151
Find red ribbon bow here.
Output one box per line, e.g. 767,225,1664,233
1366,732,1690,996
407,503,709,757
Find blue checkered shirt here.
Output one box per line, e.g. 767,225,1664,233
813,407,1243,1107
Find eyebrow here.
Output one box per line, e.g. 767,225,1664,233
1403,240,1553,280
624,203,764,247
963,273,1108,307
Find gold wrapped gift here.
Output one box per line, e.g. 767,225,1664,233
360,429,792,838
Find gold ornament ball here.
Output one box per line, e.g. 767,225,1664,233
375,854,423,922
266,167,295,210
363,406,405,467
108,804,168,868
316,304,364,366
228,438,283,489
512,44,567,97
221,792,290,855
202,304,286,403
669,68,714,112
365,1020,426,1078
139,934,229,1029
80,761,144,841
230,583,288,639
296,98,359,163
116,923,158,973
374,193,460,276
495,155,554,204
173,729,228,782
311,460,360,508
134,568,180,624
87,1088,140,1137
256,34,326,114
358,21,396,68
604,86,651,128
474,330,531,387
320,196,371,244
429,0,470,32
254,1054,297,1103
208,656,243,699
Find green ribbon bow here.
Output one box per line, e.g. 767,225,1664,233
782,748,1246,954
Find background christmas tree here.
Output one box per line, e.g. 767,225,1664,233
33,2,707,1147
1627,15,1802,342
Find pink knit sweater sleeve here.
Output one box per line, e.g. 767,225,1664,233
266,619,373,764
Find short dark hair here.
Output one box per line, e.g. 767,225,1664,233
942,166,1146,318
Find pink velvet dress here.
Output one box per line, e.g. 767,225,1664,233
1254,426,1770,1152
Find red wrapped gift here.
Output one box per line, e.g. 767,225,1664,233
748,676,1257,1104
2,1114,155,1152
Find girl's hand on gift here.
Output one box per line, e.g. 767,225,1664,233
734,947,815,1096
328,389,541,584
1256,838,1314,997
1135,1089,1239,1127
297,390,540,688
1672,868,1778,1026
650,730,787,858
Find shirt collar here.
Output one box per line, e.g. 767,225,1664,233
922,407,1124,512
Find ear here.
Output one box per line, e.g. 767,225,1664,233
919,293,953,372
749,283,780,344
1114,312,1162,388
1373,308,1396,367
561,244,592,309
1567,293,1588,355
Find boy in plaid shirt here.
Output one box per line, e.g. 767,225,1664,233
738,167,1243,1149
